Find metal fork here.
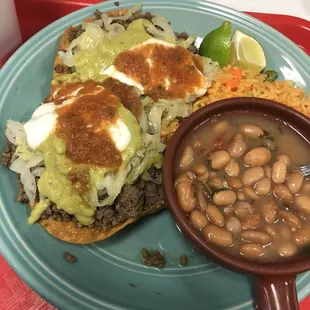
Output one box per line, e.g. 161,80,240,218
299,165,310,177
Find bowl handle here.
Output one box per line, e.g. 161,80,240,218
256,275,299,310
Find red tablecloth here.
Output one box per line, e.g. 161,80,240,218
1,1,310,309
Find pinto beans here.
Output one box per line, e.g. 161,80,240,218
242,167,265,187
276,155,290,167
243,187,260,201
176,181,196,212
209,150,231,169
189,210,209,229
244,147,271,167
208,177,224,189
179,146,194,169
279,224,292,241
279,211,301,229
235,201,254,219
272,161,287,183
226,217,242,234
294,195,310,214
175,172,193,185
225,158,240,177
193,164,209,182
278,243,297,257
237,192,246,201
174,117,310,263
227,177,243,190
273,184,293,203
241,230,271,245
265,225,278,239
196,187,207,211
286,171,304,194
193,164,209,175
262,199,279,223
255,177,271,195
228,134,247,158
214,121,230,134
203,225,233,247
213,190,237,206
240,243,264,258
241,214,261,229
223,205,235,217
240,125,264,138
264,165,272,179
206,204,224,226
292,227,310,246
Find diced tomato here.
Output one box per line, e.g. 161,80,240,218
229,68,243,80
225,78,239,91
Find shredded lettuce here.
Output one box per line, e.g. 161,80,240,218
97,164,132,206
5,120,44,204
59,23,106,67
127,150,162,184
177,36,197,49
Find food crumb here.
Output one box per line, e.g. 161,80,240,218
179,255,188,266
129,283,136,288
114,1,120,6
63,252,78,264
141,248,166,269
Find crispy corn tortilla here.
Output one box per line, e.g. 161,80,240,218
39,7,166,244
37,203,165,244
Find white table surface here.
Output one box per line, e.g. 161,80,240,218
209,0,310,21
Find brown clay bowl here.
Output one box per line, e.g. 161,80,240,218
163,97,310,310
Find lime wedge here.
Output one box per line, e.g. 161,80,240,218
199,21,231,67
229,30,266,72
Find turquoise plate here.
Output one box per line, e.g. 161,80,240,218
0,1,310,309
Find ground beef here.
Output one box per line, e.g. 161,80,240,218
175,32,198,54
145,182,164,207
126,11,153,24
39,167,165,231
115,184,145,218
94,9,102,19
40,204,74,221
92,10,197,54
16,177,29,203
63,252,78,264
175,31,189,40
93,9,153,29
2,142,29,202
179,255,188,266
148,168,162,184
141,248,166,269
1,141,15,167
68,25,85,43
2,132,165,230
188,45,198,55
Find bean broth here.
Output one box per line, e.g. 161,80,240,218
174,113,310,261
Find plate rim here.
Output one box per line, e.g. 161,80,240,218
1,1,310,309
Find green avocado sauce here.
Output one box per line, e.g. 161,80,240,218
28,105,143,225
56,19,152,83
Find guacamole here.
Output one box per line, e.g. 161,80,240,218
57,19,152,83
28,104,143,225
